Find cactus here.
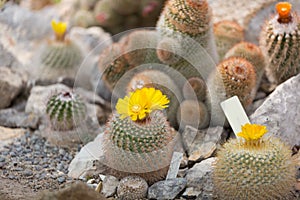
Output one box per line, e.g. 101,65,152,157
117,176,148,200
259,2,300,84
21,0,53,10
39,20,83,80
156,37,182,64
225,42,265,89
72,10,97,28
126,70,183,127
213,123,297,200
177,100,209,130
94,0,123,28
110,0,140,15
157,0,219,69
207,57,256,126
214,20,244,60
182,77,207,101
140,0,165,27
103,88,177,183
46,91,87,131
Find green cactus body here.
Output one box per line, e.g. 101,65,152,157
182,77,207,101
94,0,123,28
46,91,87,131
40,39,82,79
177,100,209,130
214,20,244,60
214,137,297,200
157,0,219,66
225,42,265,90
259,4,300,84
103,111,177,183
117,176,148,200
127,70,183,127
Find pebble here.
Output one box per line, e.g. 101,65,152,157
23,169,33,176
58,176,66,184
0,157,5,162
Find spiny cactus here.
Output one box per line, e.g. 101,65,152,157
110,0,140,15
182,77,207,101
156,37,182,65
225,42,265,89
46,91,87,131
259,2,300,84
72,9,97,28
177,100,209,130
214,123,297,200
126,69,183,127
157,0,219,70
117,176,148,200
214,20,244,60
40,20,83,80
103,88,177,183
207,57,256,126
94,0,122,29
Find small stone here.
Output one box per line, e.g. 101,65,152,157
95,182,102,193
182,187,202,199
87,178,96,184
148,178,187,200
101,175,119,198
9,152,16,157
0,126,26,148
58,176,66,184
23,169,33,177
0,157,5,162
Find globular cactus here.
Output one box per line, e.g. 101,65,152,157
21,0,54,10
117,176,148,200
182,77,207,101
225,42,265,90
140,0,165,27
259,2,300,84
157,0,219,69
214,20,244,60
207,57,256,125
110,0,140,15
46,91,87,131
39,20,83,80
103,87,178,183
214,123,297,200
127,69,183,127
156,37,182,65
72,9,97,28
177,100,209,131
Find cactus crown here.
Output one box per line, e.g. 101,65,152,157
51,19,67,42
46,91,86,131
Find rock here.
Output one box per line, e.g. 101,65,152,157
38,182,107,200
182,187,202,199
0,67,27,109
101,175,119,198
23,169,33,177
185,158,216,199
25,84,70,116
0,126,26,148
68,134,105,179
250,74,300,147
182,126,224,163
0,43,21,68
0,109,39,129
148,178,187,200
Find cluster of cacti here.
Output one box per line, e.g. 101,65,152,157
207,57,256,125
156,0,219,79
103,88,177,183
39,20,83,80
259,2,300,84
46,91,87,131
224,42,265,89
214,20,245,60
71,0,166,34
214,123,297,200
117,176,148,200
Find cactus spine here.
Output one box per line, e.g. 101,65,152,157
225,42,265,89
117,176,148,200
214,124,297,200
214,20,244,60
259,2,300,84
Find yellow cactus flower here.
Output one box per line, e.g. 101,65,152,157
51,19,67,41
116,87,169,121
237,123,268,141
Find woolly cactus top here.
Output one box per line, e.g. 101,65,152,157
51,19,67,41
116,87,169,121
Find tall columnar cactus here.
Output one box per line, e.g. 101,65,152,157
46,91,87,131
103,87,177,183
214,20,244,60
214,123,297,200
40,20,83,79
156,0,219,79
259,2,300,84
207,57,256,125
225,42,265,89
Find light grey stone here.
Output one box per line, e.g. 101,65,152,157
0,109,39,129
166,152,183,180
250,74,300,146
101,175,119,198
0,67,27,109
148,178,187,200
182,187,202,199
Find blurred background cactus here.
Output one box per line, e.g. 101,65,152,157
214,123,297,200
259,2,300,84
20,0,60,10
